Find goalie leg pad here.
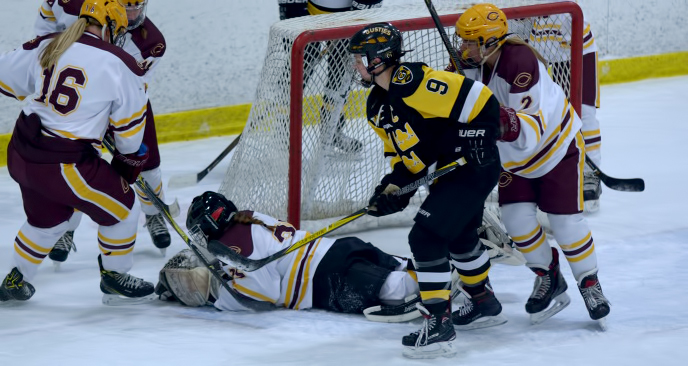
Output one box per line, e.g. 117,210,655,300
162,267,212,307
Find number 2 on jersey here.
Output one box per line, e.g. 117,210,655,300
35,66,87,116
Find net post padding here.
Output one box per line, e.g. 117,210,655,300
219,2,583,233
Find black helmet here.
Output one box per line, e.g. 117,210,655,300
186,191,238,239
347,22,408,74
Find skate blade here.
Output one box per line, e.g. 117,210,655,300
596,317,608,331
402,341,457,359
530,292,571,325
159,248,167,257
363,306,421,323
584,199,600,213
102,293,156,306
52,261,62,271
454,314,508,331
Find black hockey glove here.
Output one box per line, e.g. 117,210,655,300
457,123,499,167
368,169,415,217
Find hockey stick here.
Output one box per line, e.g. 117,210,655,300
167,133,242,188
209,157,468,272
585,155,645,192
103,136,273,311
422,0,465,76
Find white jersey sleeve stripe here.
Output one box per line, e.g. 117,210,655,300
0,80,24,100
110,104,147,127
232,282,277,303
117,119,146,138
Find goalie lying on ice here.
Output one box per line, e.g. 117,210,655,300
155,191,426,322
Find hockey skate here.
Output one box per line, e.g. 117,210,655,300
401,303,457,359
0,267,36,302
577,269,611,331
144,213,171,255
452,282,508,330
583,172,602,213
363,294,422,323
49,230,77,269
331,131,363,154
98,255,155,305
526,248,571,325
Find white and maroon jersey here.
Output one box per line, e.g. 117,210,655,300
0,33,148,154
307,0,381,14
213,211,335,312
35,0,166,86
463,43,582,178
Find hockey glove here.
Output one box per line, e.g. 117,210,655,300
111,143,149,184
499,106,520,142
368,169,415,217
458,123,499,167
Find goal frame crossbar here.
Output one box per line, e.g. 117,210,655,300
287,2,584,227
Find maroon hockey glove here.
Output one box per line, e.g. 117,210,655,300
111,143,149,184
499,106,520,142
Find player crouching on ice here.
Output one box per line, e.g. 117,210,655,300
155,191,425,322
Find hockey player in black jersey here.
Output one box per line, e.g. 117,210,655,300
347,22,522,359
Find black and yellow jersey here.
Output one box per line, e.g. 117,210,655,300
366,62,500,177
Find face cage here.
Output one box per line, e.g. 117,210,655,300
125,2,147,30
452,33,495,68
109,21,127,48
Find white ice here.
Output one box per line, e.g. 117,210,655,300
1,76,687,365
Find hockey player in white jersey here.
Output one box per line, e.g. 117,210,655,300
0,0,154,305
454,3,610,329
34,0,171,264
523,0,603,211
155,191,422,322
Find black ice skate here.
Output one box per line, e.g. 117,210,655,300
49,230,77,269
99,255,154,305
452,282,508,330
577,269,611,331
0,267,35,302
526,247,571,324
401,303,456,359
583,172,602,213
145,213,171,255
363,294,422,323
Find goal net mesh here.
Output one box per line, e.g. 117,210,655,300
219,1,581,232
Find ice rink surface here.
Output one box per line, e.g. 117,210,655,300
1,76,687,365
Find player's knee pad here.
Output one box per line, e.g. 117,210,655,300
500,202,538,236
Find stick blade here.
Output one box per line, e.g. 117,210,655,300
600,176,645,192
167,173,199,189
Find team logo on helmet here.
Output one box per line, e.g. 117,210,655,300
392,65,413,85
487,11,499,21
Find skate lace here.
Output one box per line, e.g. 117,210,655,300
531,274,551,300
114,272,146,289
145,214,168,236
413,303,435,347
54,232,75,252
456,293,474,316
581,283,607,309
584,172,600,187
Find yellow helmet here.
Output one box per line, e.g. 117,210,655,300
79,0,128,45
455,3,508,49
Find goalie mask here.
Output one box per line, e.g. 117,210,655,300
186,191,238,239
347,22,409,87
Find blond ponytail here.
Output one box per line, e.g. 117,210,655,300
40,18,90,69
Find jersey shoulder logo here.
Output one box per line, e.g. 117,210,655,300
392,65,413,85
514,72,533,88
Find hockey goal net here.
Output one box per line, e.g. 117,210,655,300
219,1,584,232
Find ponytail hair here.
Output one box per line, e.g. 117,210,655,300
40,18,92,69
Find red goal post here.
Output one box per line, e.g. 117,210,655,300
219,2,584,231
